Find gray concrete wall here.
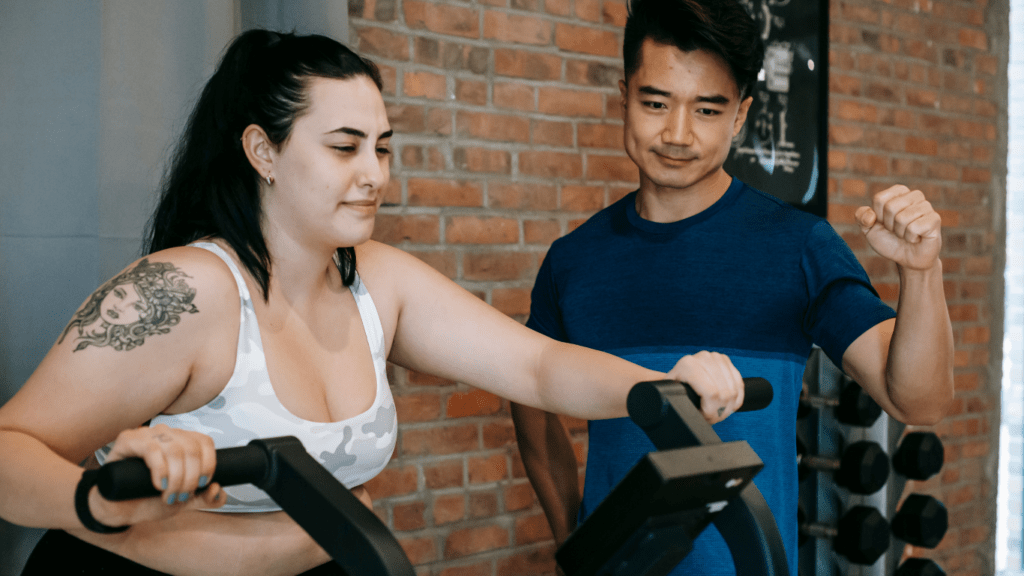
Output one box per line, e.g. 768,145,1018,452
0,2,350,572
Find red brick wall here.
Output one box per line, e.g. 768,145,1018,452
350,0,1008,573
828,0,1005,574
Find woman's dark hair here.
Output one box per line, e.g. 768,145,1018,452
145,30,383,298
623,0,764,100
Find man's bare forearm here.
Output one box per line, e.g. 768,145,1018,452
512,402,580,544
886,261,955,424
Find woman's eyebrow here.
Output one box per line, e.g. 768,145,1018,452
325,127,395,140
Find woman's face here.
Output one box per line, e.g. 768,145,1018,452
263,75,392,251
99,283,148,325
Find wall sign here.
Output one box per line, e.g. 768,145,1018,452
724,0,829,217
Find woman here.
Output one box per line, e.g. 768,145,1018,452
0,30,744,575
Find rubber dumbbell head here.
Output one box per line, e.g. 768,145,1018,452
798,441,890,494
896,558,945,576
800,505,890,565
893,432,944,481
891,494,948,548
836,380,882,427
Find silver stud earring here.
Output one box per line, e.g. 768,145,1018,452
265,174,274,185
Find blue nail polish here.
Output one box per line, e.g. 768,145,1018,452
198,475,209,488
167,494,176,505
178,492,189,503
161,477,168,490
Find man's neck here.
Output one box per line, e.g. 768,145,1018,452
635,169,733,223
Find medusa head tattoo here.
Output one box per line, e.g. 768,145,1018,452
58,259,199,352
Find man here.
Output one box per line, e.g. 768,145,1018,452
510,0,954,574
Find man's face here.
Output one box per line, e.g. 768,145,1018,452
620,40,752,194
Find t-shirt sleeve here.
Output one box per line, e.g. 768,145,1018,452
525,249,569,342
801,220,896,367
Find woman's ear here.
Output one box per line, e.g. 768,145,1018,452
241,124,275,183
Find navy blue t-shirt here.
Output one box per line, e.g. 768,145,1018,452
526,178,896,576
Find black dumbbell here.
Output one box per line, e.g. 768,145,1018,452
896,558,945,576
799,379,882,427
798,440,890,494
893,432,944,480
798,505,890,565
891,494,948,548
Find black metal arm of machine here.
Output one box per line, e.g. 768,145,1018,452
95,436,415,576
555,377,790,576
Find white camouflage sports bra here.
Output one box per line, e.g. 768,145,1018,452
96,242,397,512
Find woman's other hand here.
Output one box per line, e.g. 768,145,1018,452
88,424,224,529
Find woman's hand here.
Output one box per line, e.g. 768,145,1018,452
87,424,225,529
666,351,744,425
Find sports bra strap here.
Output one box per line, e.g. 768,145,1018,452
189,242,253,302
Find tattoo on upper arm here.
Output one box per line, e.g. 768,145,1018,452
58,259,200,352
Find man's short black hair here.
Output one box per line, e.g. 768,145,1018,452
623,0,764,100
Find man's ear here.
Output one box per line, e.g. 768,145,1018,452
733,95,754,138
619,79,629,112
241,124,276,182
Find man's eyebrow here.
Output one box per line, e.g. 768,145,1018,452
325,127,395,140
638,85,671,97
696,94,731,105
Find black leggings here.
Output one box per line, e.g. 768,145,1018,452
22,530,346,575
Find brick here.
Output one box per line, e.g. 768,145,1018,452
372,214,440,244
399,536,437,564
434,493,466,525
463,252,535,281
603,0,627,26
488,182,558,210
358,26,409,60
388,105,426,133
566,59,622,88
830,74,862,96
445,525,509,558
453,148,512,174
403,424,479,455
829,124,864,145
408,178,483,207
495,48,561,80
962,167,990,184
378,64,397,96
575,0,602,22
483,420,518,448
555,23,618,56
394,501,427,531
578,123,623,149
961,326,990,345
425,460,464,489
492,287,532,316
494,82,535,111
906,88,938,108
532,119,574,146
496,546,557,575
561,185,605,211
520,151,583,178
407,250,458,279
504,482,537,511
524,219,560,244
448,389,504,418
484,11,552,45
395,392,442,422
469,453,509,483
958,28,987,50
438,562,490,576
545,0,571,15
470,491,499,518
364,465,418,498
905,136,938,156
457,111,531,142
456,79,488,105
538,87,604,117
587,154,638,182
515,513,553,544
404,1,480,39
427,108,454,135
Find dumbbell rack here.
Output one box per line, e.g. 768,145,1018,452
799,348,945,576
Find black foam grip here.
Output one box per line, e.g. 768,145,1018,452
676,377,773,412
96,445,270,501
